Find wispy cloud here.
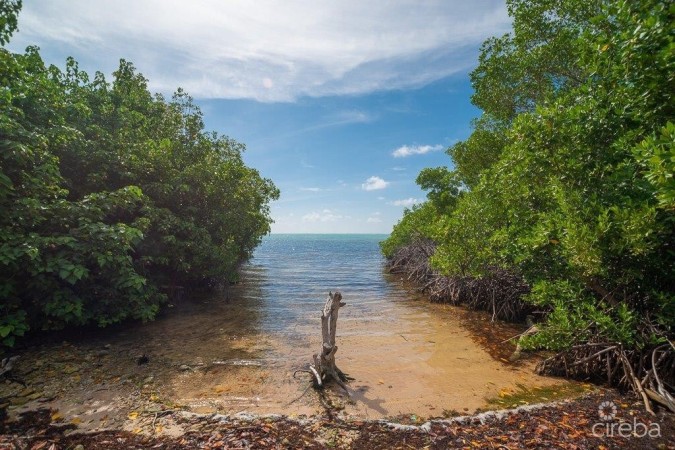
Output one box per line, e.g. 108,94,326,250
12,1,510,102
294,110,376,134
367,216,382,223
302,209,346,222
390,198,421,207
392,144,444,158
299,187,322,192
362,176,389,191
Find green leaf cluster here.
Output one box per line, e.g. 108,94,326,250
383,0,674,350
0,6,278,346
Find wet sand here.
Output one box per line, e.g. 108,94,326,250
1,272,569,433
160,294,561,419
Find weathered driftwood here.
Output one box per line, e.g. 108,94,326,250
296,291,352,395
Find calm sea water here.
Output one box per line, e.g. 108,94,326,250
236,233,410,339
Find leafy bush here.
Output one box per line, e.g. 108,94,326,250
384,0,674,352
0,4,278,347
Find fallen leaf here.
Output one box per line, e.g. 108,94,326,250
128,411,139,420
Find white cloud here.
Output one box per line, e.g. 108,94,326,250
302,209,344,222
392,144,444,158
390,198,421,207
299,187,322,192
367,217,382,223
362,176,389,191
392,166,407,171
11,1,510,102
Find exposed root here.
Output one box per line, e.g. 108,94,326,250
386,240,531,322
537,343,675,414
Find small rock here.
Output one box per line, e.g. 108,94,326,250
74,445,84,450
104,344,111,349
179,365,190,371
143,376,154,384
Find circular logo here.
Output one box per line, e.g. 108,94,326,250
598,401,617,421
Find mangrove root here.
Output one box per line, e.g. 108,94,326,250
537,343,675,414
386,239,531,322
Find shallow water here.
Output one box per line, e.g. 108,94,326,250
6,234,566,424
119,234,562,418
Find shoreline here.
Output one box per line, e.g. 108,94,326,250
2,389,673,449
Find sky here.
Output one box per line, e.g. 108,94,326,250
7,1,511,234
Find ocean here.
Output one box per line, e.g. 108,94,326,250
237,233,407,338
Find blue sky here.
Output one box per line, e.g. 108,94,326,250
7,1,511,233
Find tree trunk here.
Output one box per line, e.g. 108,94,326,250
308,291,351,393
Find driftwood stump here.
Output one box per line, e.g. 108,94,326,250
305,291,352,394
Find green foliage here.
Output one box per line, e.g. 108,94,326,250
385,0,674,351
447,116,508,189
428,187,507,278
415,167,462,213
0,6,278,347
634,122,675,211
380,202,438,258
0,0,20,45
